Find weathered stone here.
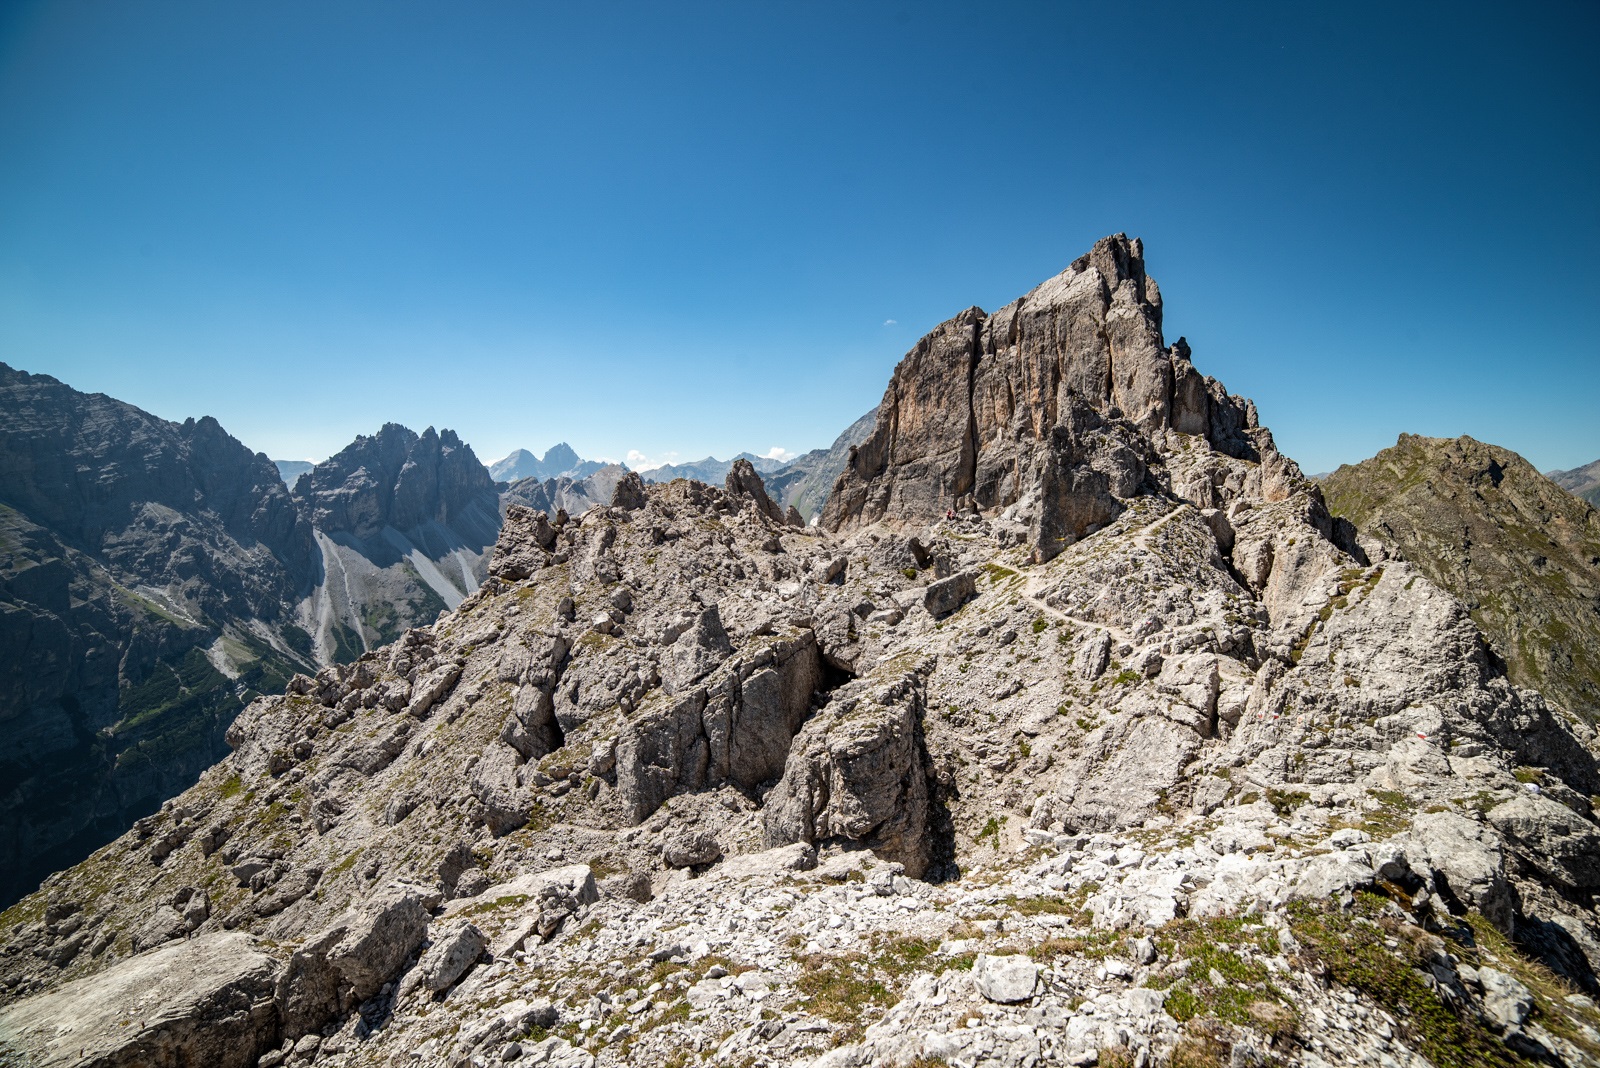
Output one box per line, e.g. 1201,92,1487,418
662,830,722,869
923,572,975,619
763,676,931,877
973,954,1039,1003
0,932,280,1067
276,882,432,1038
415,920,490,994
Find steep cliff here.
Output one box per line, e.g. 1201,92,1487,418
823,235,1301,560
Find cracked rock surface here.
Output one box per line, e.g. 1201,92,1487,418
3,238,1599,1068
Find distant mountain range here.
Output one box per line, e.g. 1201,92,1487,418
487,443,607,483
1549,458,1600,508
487,426,878,523
640,452,785,486
273,459,313,486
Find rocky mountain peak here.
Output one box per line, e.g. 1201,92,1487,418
823,235,1298,561
1323,432,1600,730
5,245,1600,1068
294,423,498,540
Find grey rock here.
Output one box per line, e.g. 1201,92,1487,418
973,953,1039,1003
415,920,490,994
923,572,976,619
276,882,432,1038
724,458,786,525
611,472,649,511
1478,966,1534,1030
662,830,722,869
763,675,932,877
0,932,280,1068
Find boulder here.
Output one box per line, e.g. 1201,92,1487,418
414,921,490,994
1478,967,1533,1031
0,932,280,1068
972,954,1039,1004
275,882,433,1038
923,572,976,619
1404,811,1514,926
1488,793,1600,890
662,830,722,869
763,677,932,877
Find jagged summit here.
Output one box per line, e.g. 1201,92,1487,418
824,235,1299,561
489,444,604,484
295,423,498,540
4,243,1599,1068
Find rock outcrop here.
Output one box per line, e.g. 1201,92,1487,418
4,239,1598,1068
1323,434,1600,732
823,235,1299,560
0,932,281,1067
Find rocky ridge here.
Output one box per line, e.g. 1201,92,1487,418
3,241,1600,1068
1323,434,1600,736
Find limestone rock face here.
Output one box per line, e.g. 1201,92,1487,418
276,882,433,1038
822,235,1292,562
764,674,932,877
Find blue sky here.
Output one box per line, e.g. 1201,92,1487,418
2,1,1596,475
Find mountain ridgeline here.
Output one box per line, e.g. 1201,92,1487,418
3,236,1598,1068
0,382,504,908
1549,459,1600,510
1323,434,1600,730
0,367,875,908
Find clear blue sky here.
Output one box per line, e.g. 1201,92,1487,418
2,1,1596,475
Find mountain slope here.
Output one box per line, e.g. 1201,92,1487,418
1323,433,1600,730
4,241,1598,1068
1550,458,1600,508
291,424,501,662
764,406,877,521
0,363,319,908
